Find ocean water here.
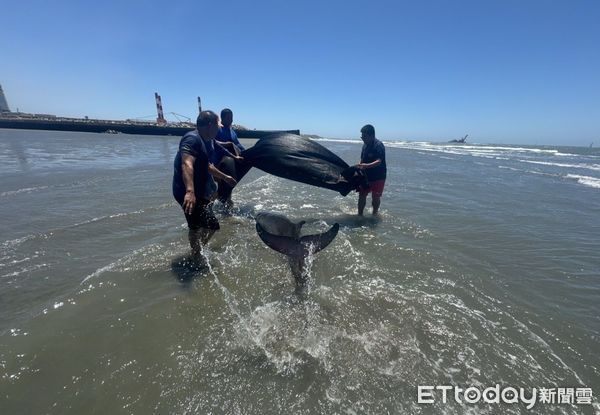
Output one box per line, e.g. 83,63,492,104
0,129,598,414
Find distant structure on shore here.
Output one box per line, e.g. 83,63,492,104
0,87,299,138
0,84,10,113
154,93,167,125
449,134,468,143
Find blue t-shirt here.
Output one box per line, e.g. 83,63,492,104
217,127,245,151
360,138,387,181
172,130,217,203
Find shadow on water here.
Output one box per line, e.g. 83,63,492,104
215,206,382,231
309,213,382,229
170,254,209,288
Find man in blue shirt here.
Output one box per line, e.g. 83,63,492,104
215,108,246,208
357,124,387,216
216,108,245,153
172,111,238,260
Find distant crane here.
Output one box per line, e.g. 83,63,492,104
153,93,195,125
169,112,192,123
155,92,166,125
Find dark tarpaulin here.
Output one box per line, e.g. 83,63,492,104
216,134,366,198
235,133,366,196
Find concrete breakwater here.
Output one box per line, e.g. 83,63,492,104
0,117,299,138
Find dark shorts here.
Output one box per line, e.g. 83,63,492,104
359,179,386,198
182,200,220,231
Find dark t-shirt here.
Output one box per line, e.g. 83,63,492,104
172,130,209,204
361,138,387,181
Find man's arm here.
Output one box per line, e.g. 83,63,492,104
358,143,384,169
230,130,245,151
208,163,237,187
182,153,196,214
358,159,381,169
215,141,243,161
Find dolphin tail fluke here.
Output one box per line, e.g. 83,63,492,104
256,223,340,257
299,223,340,254
256,223,304,257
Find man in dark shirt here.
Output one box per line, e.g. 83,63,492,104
173,111,238,260
357,124,387,216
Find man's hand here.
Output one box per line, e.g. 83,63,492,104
234,155,244,162
208,164,238,187
183,190,196,215
223,175,237,187
357,163,366,170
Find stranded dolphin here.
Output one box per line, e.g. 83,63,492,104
217,134,368,199
243,134,367,196
215,141,251,204
255,211,340,290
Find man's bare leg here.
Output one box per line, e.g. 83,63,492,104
189,229,203,258
189,228,215,264
372,196,381,215
358,193,367,216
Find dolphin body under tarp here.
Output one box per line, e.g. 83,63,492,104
255,211,340,291
215,141,251,203
217,134,367,198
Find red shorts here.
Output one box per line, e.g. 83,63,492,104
359,179,385,198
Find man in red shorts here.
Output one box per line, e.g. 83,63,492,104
357,124,387,216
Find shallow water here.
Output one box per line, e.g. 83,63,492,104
1,129,598,414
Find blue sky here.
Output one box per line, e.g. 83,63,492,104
1,0,599,145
